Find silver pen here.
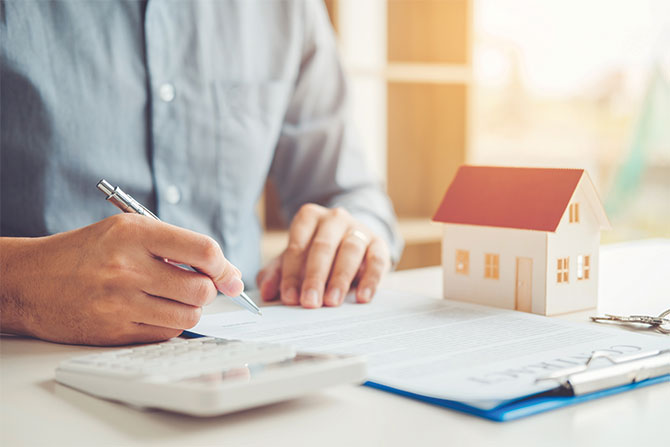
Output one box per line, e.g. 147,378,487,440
96,179,262,316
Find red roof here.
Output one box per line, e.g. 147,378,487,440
432,166,585,232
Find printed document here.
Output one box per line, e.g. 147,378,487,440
192,290,670,409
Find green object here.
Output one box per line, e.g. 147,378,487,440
606,66,670,217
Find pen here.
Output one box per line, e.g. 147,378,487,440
96,179,262,316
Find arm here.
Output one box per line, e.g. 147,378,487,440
257,2,403,308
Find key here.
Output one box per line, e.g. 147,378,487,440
590,309,670,334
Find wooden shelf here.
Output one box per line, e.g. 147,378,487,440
397,217,442,244
395,217,442,270
347,63,472,84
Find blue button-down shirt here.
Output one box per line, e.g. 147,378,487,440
1,0,402,283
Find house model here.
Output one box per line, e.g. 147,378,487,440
432,166,610,316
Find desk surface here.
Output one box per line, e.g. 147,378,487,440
2,239,669,447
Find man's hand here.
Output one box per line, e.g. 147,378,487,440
0,214,243,346
256,204,391,308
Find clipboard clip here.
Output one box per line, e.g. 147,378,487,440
536,349,670,396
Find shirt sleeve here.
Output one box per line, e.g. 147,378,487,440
267,0,404,264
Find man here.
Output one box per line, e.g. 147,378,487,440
0,1,402,345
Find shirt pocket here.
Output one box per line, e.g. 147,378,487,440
212,80,291,155
208,80,293,210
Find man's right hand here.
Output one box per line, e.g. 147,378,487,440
0,214,244,346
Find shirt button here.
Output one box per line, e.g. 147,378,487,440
165,185,181,204
159,83,176,102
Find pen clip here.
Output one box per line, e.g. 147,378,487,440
97,179,159,220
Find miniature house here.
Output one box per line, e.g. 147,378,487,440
432,166,610,316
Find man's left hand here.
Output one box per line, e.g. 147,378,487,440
256,204,391,308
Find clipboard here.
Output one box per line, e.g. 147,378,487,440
365,349,670,422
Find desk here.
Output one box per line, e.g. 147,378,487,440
2,240,668,446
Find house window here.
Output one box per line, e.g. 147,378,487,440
569,203,580,223
455,250,469,275
584,255,590,279
557,257,569,283
484,253,499,279
578,255,591,280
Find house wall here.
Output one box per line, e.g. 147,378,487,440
545,179,601,315
442,224,547,313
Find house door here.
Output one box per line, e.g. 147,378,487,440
515,257,533,312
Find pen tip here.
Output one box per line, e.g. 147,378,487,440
258,310,263,316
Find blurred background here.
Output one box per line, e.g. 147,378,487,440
263,0,670,270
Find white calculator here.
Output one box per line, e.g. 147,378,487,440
55,337,367,416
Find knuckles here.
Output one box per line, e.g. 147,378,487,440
182,306,202,329
100,213,147,242
192,279,217,306
328,207,350,221
101,251,134,273
199,236,223,266
297,203,324,218
310,238,335,253
340,235,366,250
285,240,308,257
367,251,387,269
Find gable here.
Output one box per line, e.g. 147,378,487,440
555,174,611,232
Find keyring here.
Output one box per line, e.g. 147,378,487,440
658,309,670,334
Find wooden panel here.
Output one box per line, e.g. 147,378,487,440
385,63,472,83
387,0,469,64
324,0,338,33
263,179,287,230
387,82,467,217
396,241,441,270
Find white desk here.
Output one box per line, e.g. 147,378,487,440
2,240,669,446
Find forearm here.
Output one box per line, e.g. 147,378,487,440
0,237,39,336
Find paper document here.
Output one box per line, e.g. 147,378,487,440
192,291,670,409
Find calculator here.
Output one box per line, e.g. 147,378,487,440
55,337,367,416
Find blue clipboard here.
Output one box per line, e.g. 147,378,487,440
365,374,670,422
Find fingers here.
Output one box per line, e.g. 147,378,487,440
111,325,183,347
138,218,243,296
300,210,350,308
141,258,218,306
324,230,368,307
278,204,391,310
280,204,325,306
355,237,391,303
130,293,204,330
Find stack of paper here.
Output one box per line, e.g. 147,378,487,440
191,291,670,421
